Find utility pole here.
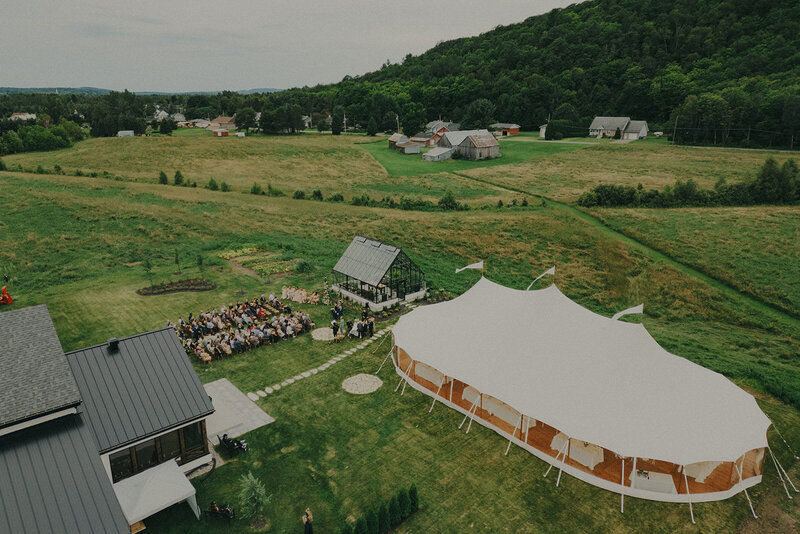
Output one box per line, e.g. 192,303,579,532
395,113,400,133
672,113,679,143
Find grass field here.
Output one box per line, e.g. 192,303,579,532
1,133,799,532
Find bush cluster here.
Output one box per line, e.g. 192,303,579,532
578,157,799,208
350,191,469,212
336,484,418,534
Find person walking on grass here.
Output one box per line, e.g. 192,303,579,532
302,508,314,533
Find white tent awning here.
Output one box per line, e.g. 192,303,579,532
392,277,771,466
113,460,199,525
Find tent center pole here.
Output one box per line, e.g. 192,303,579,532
620,459,625,513
682,465,695,524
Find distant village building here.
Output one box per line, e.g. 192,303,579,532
490,123,520,136
301,115,312,129
208,116,236,131
235,132,246,137
589,117,649,140
409,132,436,147
116,130,135,137
213,130,229,137
539,124,548,138
395,141,421,154
426,120,459,133
153,109,169,122
388,133,409,148
170,113,186,123
438,129,500,160
8,112,37,121
190,119,210,128
422,146,454,162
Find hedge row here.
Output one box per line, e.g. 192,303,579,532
336,483,418,534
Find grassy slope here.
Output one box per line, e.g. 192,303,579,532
1,135,799,531
589,206,800,316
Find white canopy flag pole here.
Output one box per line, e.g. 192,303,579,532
527,266,555,290
455,260,484,274
612,303,644,321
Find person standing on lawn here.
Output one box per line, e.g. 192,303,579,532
302,508,314,533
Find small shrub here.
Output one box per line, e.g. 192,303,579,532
90,171,98,177
497,199,504,208
158,171,168,184
311,189,324,201
293,189,306,199
511,198,518,207
388,494,401,526
173,170,184,185
398,488,411,519
378,503,390,533
267,183,285,197
295,260,314,273
54,164,62,174
354,516,368,534
328,192,344,202
409,483,419,512
521,197,528,206
0,158,5,171
250,182,263,195
207,177,219,190
366,509,379,534
75,169,84,176
220,181,231,192
35,165,45,174
237,471,272,520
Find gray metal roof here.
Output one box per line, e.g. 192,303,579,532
624,120,649,133
0,305,82,429
67,328,214,453
589,116,630,131
333,236,401,287
0,414,129,534
490,123,520,129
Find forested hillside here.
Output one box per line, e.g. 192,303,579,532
2,0,799,150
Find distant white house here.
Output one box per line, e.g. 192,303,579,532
170,113,186,122
116,130,135,137
235,132,245,137
589,117,649,140
301,115,312,129
153,109,169,122
9,112,36,121
539,124,548,138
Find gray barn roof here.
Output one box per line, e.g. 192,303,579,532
333,236,402,287
624,120,649,133
490,123,520,129
0,414,129,534
589,116,630,131
0,305,82,429
67,328,214,453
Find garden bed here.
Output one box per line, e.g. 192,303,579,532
136,278,217,296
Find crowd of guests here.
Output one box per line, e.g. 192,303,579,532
172,294,314,363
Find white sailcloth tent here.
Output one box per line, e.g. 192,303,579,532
391,277,773,503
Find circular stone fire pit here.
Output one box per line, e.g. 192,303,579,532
311,327,334,341
342,374,383,394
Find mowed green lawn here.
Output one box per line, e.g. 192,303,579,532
1,133,799,532
359,139,582,177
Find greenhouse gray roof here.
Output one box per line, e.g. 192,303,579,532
333,236,402,286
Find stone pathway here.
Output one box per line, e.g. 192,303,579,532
246,326,393,399
342,374,383,394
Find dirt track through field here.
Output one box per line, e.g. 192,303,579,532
452,171,800,329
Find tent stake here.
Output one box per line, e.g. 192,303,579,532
458,402,477,430
770,446,798,493
735,462,758,519
620,459,625,513
768,447,791,498
544,440,568,478
465,398,479,434
375,349,393,375
429,380,445,413
505,418,520,456
682,466,696,524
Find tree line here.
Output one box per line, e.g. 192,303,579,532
578,157,799,207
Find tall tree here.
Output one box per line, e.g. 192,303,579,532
331,106,344,135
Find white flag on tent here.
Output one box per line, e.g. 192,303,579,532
455,261,484,274
612,303,644,321
527,266,556,290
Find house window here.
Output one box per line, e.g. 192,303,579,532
134,439,158,472
181,421,206,461
110,449,133,483
160,430,182,462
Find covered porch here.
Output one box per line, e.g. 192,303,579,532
113,459,200,533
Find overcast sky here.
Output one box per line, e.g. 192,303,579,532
1,0,577,92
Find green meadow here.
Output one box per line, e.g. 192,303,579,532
0,133,798,532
